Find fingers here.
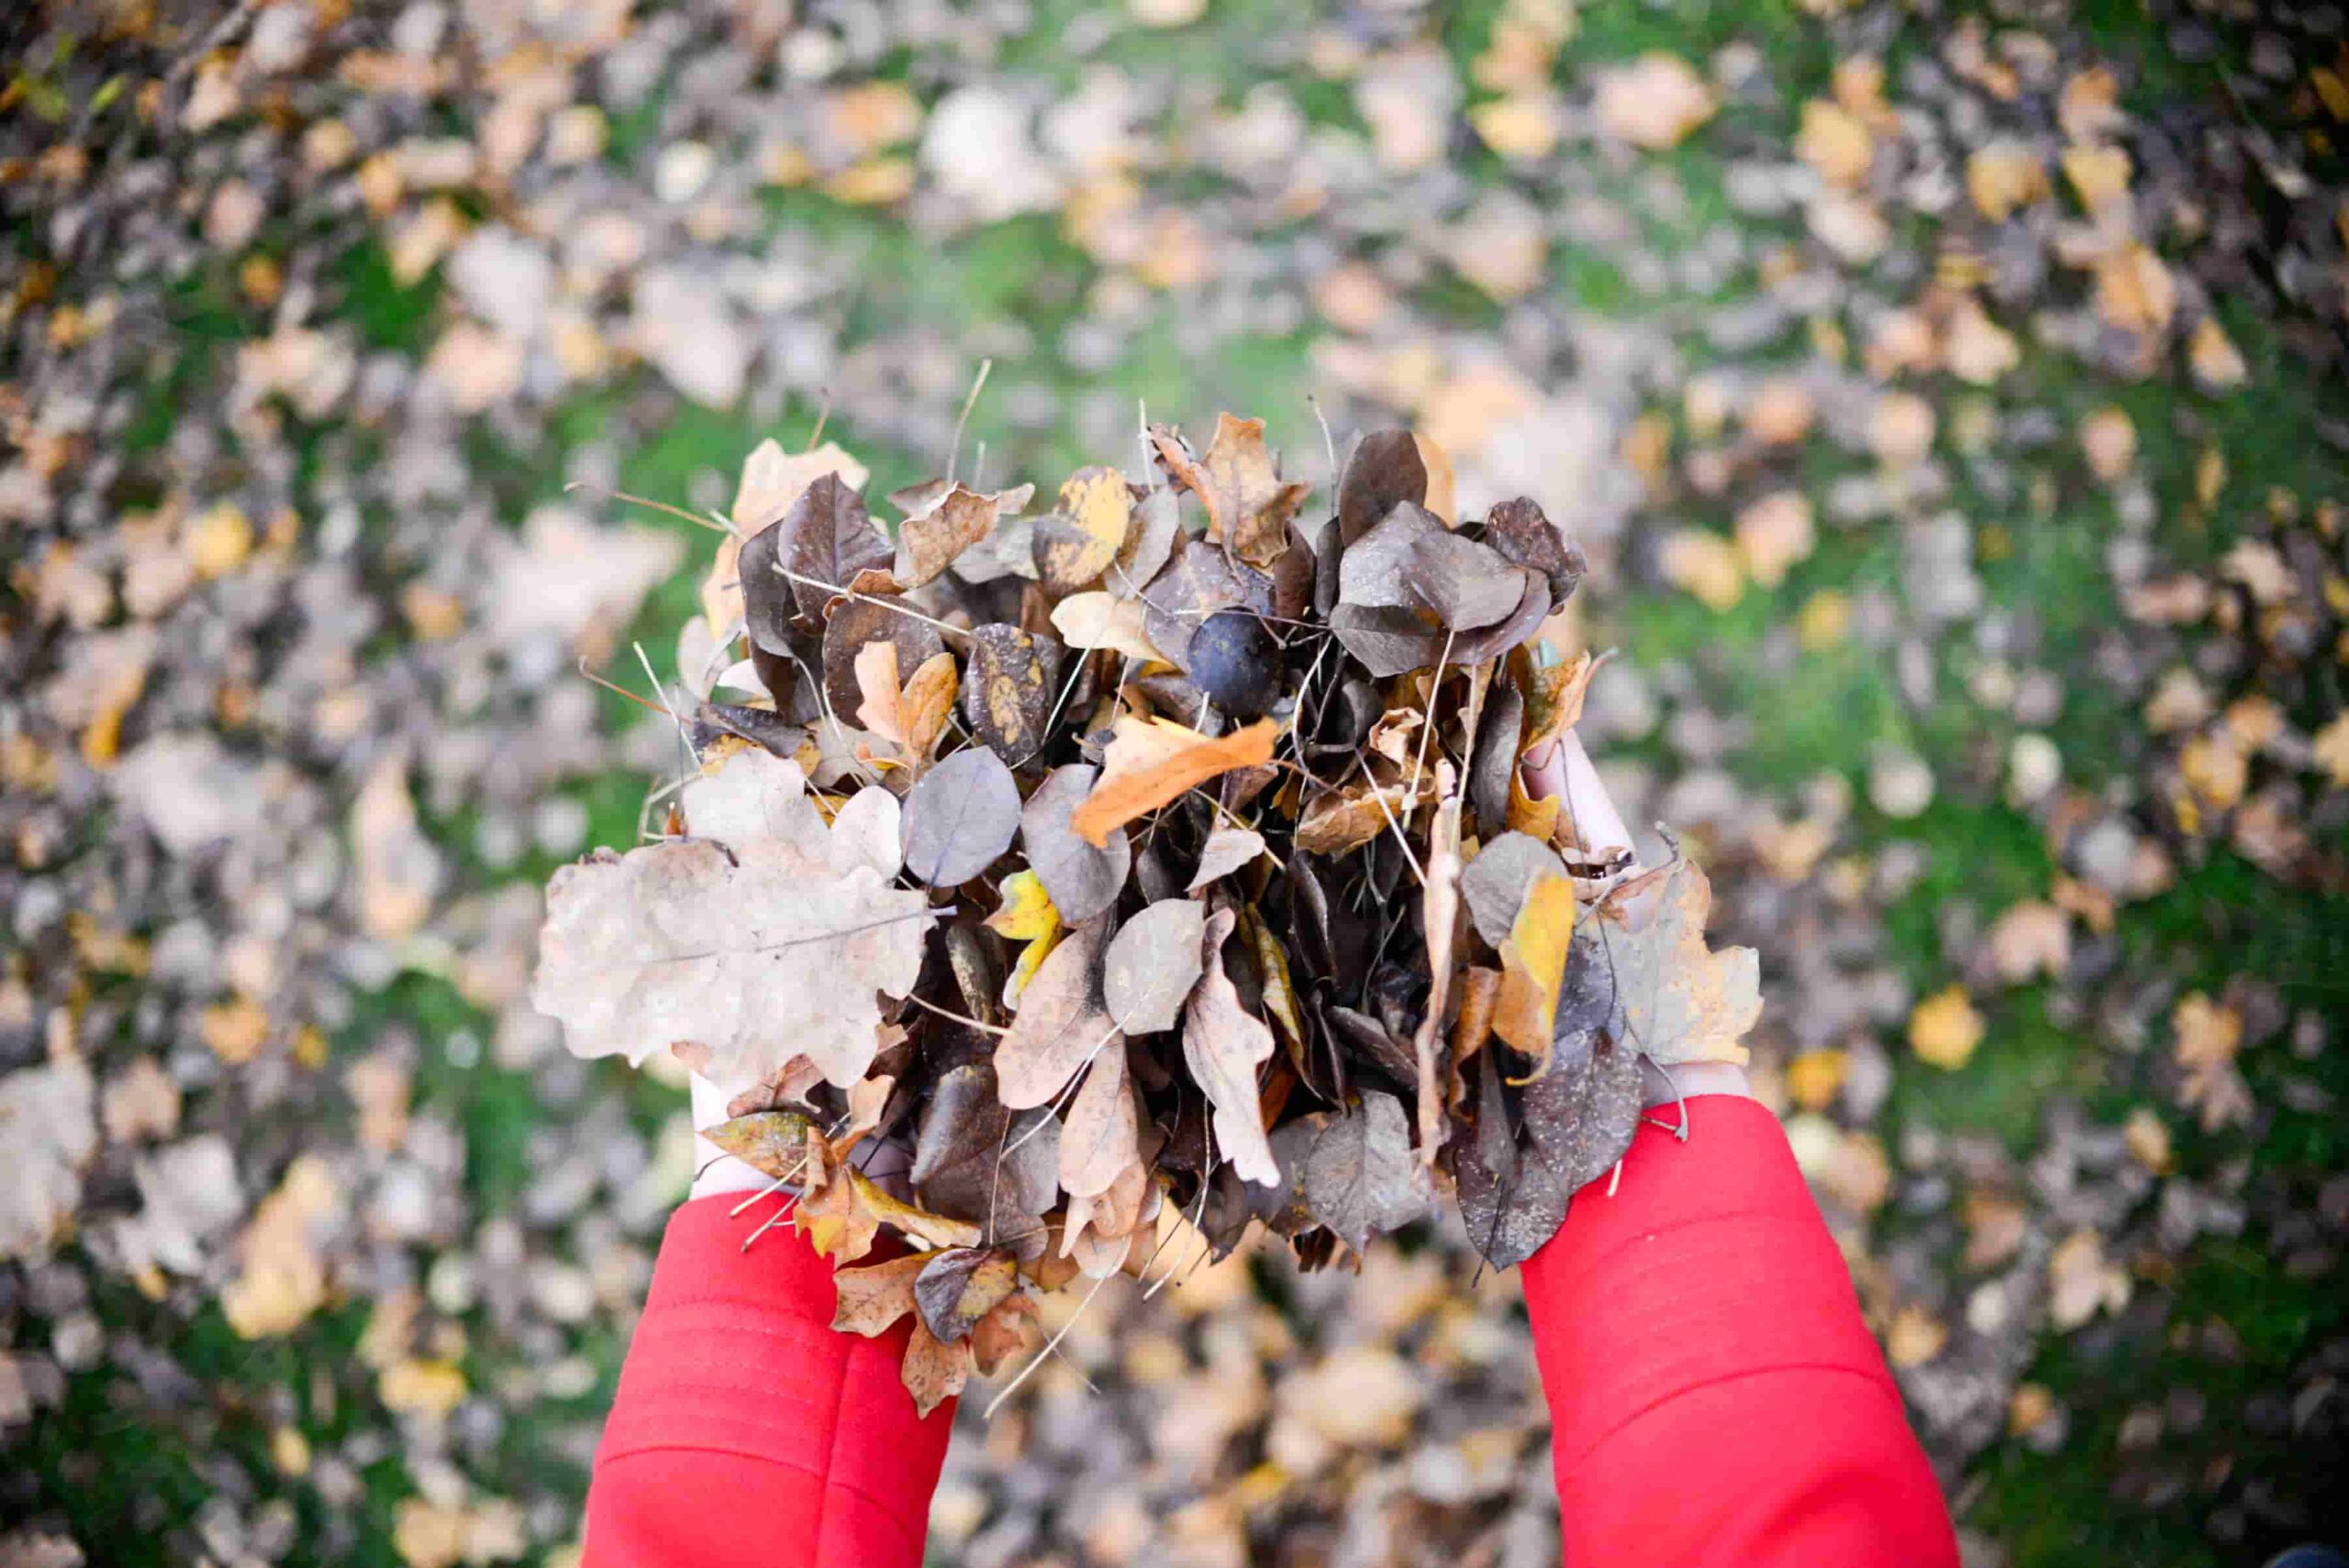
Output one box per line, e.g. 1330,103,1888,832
690,1073,777,1200
1519,732,1637,877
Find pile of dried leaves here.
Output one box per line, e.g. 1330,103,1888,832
532,414,1760,1411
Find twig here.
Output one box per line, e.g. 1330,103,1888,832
1308,392,1339,487
576,655,670,717
635,639,704,771
768,562,971,640
985,1267,1114,1418
903,993,1009,1037
947,359,993,484
568,480,736,537
807,386,833,450
645,906,949,965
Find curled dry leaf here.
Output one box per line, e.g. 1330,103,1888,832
901,1322,972,1418
1181,908,1280,1185
821,593,944,719
703,1110,815,1179
893,484,1000,589
1058,1040,1140,1198
968,1292,1040,1374
1187,823,1267,891
1152,414,1310,568
831,1252,927,1337
1051,591,1163,663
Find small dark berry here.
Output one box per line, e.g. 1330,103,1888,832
1185,610,1281,717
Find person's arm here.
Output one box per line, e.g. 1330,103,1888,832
581,1084,952,1568
1517,732,1956,1565
1520,1093,1957,1565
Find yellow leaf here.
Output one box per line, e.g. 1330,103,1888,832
2188,317,2247,391
1796,99,1872,187
2311,712,2349,788
986,870,1063,1004
985,871,1061,942
1785,1048,1848,1111
1965,140,2048,219
1909,985,1984,1071
2060,142,2131,211
1470,94,1560,161
1660,528,1744,611
1493,873,1575,1073
1039,465,1132,592
379,1358,468,1420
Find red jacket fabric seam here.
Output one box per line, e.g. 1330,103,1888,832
1555,1360,1911,1476
593,1445,929,1559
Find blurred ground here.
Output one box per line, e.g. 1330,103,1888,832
5,1,2349,1564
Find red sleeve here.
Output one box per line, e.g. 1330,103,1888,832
1520,1095,1958,1567
582,1195,952,1568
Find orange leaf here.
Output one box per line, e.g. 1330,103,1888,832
1068,717,1278,847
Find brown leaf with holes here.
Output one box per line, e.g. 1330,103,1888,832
900,1321,972,1418
893,484,1000,589
830,1253,926,1337
1151,414,1310,568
